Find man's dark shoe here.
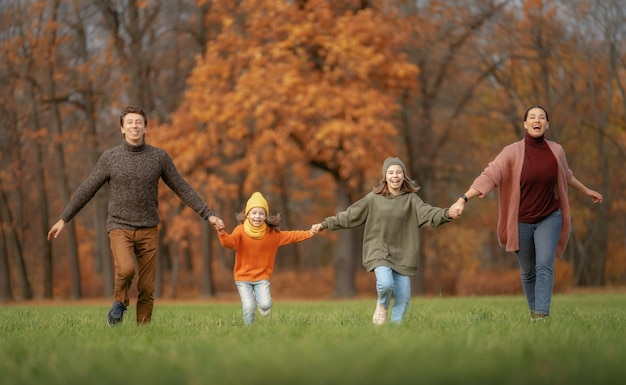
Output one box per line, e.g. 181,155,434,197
107,300,127,327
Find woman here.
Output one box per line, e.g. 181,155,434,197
450,105,603,320
312,157,458,325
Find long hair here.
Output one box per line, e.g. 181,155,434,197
235,210,281,232
372,177,420,195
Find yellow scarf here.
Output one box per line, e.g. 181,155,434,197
243,218,267,239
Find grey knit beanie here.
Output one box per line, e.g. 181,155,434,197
382,157,406,177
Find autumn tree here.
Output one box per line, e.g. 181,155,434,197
0,0,220,300
0,0,71,299
154,0,419,297
562,0,625,285
90,0,229,297
384,0,509,294
0,19,22,301
1,0,624,302
473,0,622,286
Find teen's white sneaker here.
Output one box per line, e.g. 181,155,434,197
372,303,388,325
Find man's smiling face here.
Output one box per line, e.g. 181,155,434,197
120,113,146,145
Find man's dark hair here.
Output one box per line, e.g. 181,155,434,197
120,105,148,127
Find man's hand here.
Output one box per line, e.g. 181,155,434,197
47,219,65,240
208,215,225,231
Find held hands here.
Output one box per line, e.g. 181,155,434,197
448,199,466,219
310,223,323,235
208,215,225,232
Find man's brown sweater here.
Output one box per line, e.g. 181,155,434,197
60,140,214,231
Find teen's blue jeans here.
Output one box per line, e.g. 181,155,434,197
516,209,562,316
235,280,272,326
374,266,411,324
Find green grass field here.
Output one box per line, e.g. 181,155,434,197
1,293,625,385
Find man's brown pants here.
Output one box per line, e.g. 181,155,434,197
108,227,158,324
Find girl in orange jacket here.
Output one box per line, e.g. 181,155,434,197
213,192,317,326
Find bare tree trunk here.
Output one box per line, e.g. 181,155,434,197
588,122,609,286
35,139,53,298
571,142,609,286
351,224,364,287
586,15,619,284
0,186,32,300
155,247,162,299
0,198,14,303
95,0,159,110
170,241,179,299
156,224,171,298
45,0,82,299
200,220,216,297
277,174,302,270
332,179,356,297
97,199,113,296
398,2,505,295
571,21,616,285
71,3,112,296
25,86,54,299
413,229,427,295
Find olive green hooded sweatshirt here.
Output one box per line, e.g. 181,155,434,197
322,191,451,276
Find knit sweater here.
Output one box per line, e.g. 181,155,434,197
218,225,312,282
60,141,214,231
519,134,559,222
470,138,573,258
321,191,451,276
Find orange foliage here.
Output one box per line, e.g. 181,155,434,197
152,0,420,241
3,0,625,302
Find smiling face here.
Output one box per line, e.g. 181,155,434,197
120,112,146,145
246,207,267,227
385,165,404,195
523,107,549,138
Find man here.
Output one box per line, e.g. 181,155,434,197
48,105,224,326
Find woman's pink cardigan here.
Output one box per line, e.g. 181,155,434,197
470,139,573,258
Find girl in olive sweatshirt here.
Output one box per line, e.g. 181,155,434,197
312,157,459,325
214,192,316,326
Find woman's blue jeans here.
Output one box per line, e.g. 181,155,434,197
374,266,411,324
516,209,562,316
235,280,272,326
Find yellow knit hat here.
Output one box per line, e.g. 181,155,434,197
245,192,269,215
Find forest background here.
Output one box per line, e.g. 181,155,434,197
1,0,624,303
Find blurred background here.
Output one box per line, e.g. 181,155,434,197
1,0,624,302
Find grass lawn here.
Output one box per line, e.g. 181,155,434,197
1,293,625,385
